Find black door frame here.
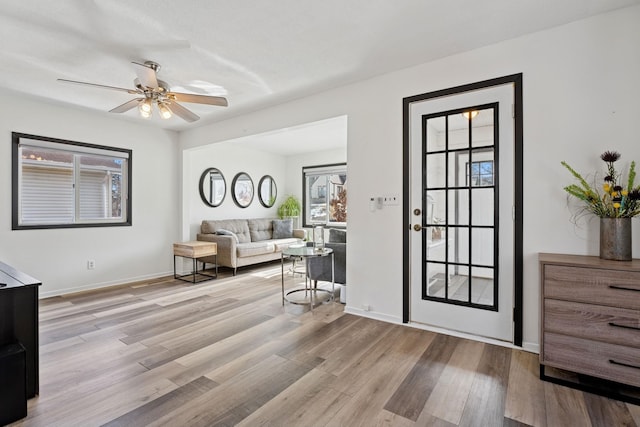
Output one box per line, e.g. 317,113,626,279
402,74,524,346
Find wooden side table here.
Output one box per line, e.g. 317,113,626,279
173,241,217,283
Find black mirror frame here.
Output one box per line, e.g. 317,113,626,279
258,175,277,208
231,172,254,208
199,167,226,207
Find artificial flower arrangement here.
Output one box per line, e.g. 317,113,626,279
561,151,640,218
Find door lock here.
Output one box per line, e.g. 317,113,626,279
413,208,421,216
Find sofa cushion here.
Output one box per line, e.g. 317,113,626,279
202,219,251,243
273,219,293,239
273,238,302,252
248,218,273,242
329,228,347,243
236,241,275,257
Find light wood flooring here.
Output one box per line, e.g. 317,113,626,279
11,262,640,426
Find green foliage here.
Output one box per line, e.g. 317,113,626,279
277,195,301,218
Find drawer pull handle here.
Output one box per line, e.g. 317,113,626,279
609,285,640,292
609,322,640,331
609,359,640,370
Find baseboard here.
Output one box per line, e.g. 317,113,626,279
522,341,539,354
38,271,173,298
343,305,403,325
345,306,540,353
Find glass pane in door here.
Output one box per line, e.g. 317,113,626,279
422,105,498,309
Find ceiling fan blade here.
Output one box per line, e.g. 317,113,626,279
166,100,200,123
169,92,228,107
132,61,159,89
109,98,143,113
57,79,139,94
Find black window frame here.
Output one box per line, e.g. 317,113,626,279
466,160,495,187
12,132,132,230
302,162,347,228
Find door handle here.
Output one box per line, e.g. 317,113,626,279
413,224,423,232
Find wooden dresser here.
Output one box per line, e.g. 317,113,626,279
539,253,640,394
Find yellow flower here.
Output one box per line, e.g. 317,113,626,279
622,190,629,196
603,183,611,192
614,202,621,209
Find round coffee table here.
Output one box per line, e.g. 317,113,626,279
281,246,334,310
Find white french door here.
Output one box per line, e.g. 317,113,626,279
408,83,515,342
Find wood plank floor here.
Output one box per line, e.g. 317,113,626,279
10,262,640,427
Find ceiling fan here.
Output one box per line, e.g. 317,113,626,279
58,61,228,123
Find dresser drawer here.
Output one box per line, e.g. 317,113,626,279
543,332,640,387
544,265,640,310
544,299,640,348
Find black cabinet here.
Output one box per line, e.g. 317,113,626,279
0,343,27,425
0,260,40,422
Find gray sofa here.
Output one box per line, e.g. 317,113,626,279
197,218,305,275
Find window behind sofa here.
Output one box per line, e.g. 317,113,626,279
12,132,132,230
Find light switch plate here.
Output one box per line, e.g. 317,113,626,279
383,194,399,206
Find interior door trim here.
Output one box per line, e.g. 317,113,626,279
402,74,524,346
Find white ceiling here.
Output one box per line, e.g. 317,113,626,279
1,0,638,138
225,115,348,157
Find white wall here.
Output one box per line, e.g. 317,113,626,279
185,140,287,239
0,92,180,297
284,148,347,203
180,6,640,350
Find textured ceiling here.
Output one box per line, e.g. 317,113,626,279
1,0,638,131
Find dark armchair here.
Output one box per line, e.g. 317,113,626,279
307,229,346,301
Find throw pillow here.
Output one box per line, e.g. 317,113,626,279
216,229,239,243
273,219,293,239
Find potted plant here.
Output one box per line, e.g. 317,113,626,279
277,195,301,219
561,150,640,260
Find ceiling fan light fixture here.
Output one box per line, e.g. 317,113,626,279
462,110,479,119
157,101,172,119
58,61,228,123
138,99,152,118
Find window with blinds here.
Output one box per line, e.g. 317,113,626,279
12,133,132,230
302,163,347,228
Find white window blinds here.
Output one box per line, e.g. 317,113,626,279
21,165,74,224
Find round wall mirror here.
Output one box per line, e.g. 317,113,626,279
231,172,254,208
199,168,226,207
258,175,277,208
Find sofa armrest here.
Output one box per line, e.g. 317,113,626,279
197,233,237,268
293,228,306,240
